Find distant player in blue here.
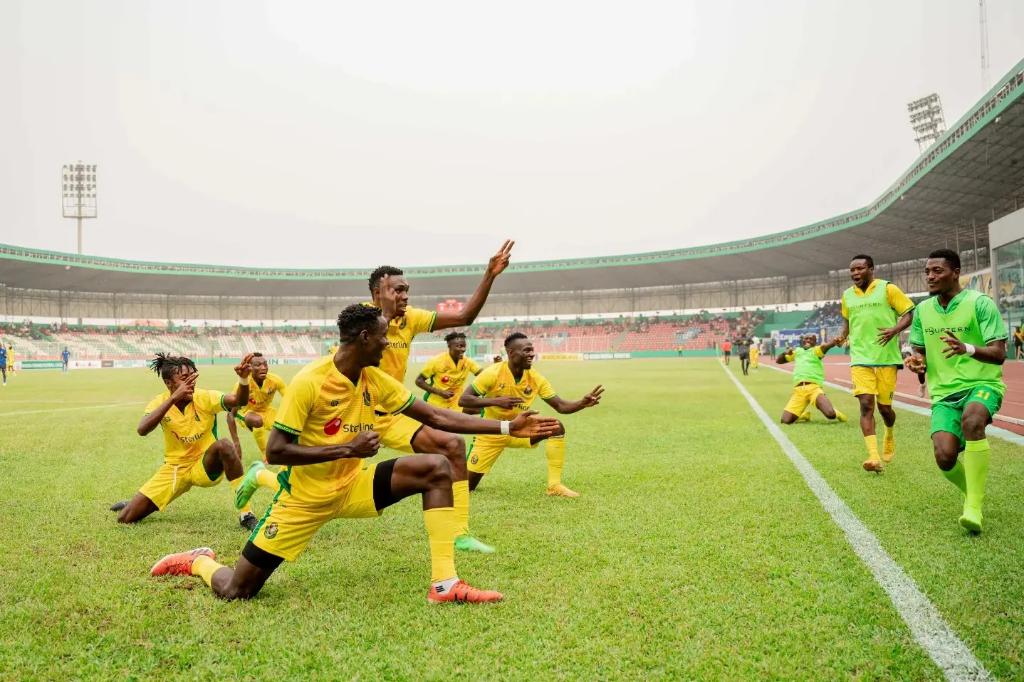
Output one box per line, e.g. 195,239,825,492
0,343,6,385
61,347,71,373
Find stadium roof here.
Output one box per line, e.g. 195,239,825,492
4,59,1024,298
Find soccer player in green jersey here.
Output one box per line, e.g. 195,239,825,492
775,334,848,424
839,254,915,472
907,249,1006,533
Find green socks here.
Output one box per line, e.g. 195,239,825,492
962,439,990,514
941,459,966,495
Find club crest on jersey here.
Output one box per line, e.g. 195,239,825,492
523,386,533,395
264,523,278,539
330,399,340,407
441,375,450,384
363,389,372,406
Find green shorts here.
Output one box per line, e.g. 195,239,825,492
930,386,1003,450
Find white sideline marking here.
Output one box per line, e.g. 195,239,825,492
0,402,139,418
763,363,1024,448
722,365,991,682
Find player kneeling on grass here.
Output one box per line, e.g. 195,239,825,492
776,334,848,424
906,249,1006,534
111,353,272,530
151,305,560,604
458,333,603,498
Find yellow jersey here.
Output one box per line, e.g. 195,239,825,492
420,351,482,408
233,372,286,416
469,361,556,421
364,303,436,382
144,388,225,466
273,355,414,506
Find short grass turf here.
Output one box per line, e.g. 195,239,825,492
0,359,1019,679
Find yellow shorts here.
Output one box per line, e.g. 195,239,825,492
236,408,276,456
783,384,824,416
138,459,221,511
851,366,898,405
467,434,536,474
375,412,422,453
250,462,380,561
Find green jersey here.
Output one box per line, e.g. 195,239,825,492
909,289,1006,402
842,279,911,366
788,346,826,386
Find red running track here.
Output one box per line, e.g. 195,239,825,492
771,357,1024,437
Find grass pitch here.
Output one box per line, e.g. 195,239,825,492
0,359,1021,679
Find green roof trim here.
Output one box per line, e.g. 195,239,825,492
3,59,1023,282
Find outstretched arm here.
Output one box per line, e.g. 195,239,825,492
434,241,514,330
404,399,560,439
775,349,793,364
542,385,603,415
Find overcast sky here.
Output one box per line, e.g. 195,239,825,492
2,0,1023,269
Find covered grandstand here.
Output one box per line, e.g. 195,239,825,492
2,59,1024,361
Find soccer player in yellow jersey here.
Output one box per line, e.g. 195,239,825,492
231,353,287,456
365,240,513,554
459,332,604,498
415,332,482,412
749,340,760,369
839,254,915,472
230,353,290,527
111,353,255,527
150,305,560,604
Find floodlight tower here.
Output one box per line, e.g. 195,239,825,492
978,0,991,90
907,94,946,151
61,162,97,254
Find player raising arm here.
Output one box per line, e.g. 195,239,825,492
907,249,1006,533
459,332,603,499
775,334,847,424
111,353,255,527
150,305,560,604
363,240,513,554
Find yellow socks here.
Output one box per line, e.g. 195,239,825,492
256,468,279,491
452,480,470,537
941,459,967,495
423,507,457,582
229,476,252,515
191,555,224,587
882,424,895,462
863,435,880,462
545,437,566,487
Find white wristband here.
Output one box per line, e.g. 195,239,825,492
964,343,976,357
500,420,510,436
239,376,250,386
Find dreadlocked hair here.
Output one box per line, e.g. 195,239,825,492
337,304,383,343
444,331,467,343
368,265,403,292
149,353,197,381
